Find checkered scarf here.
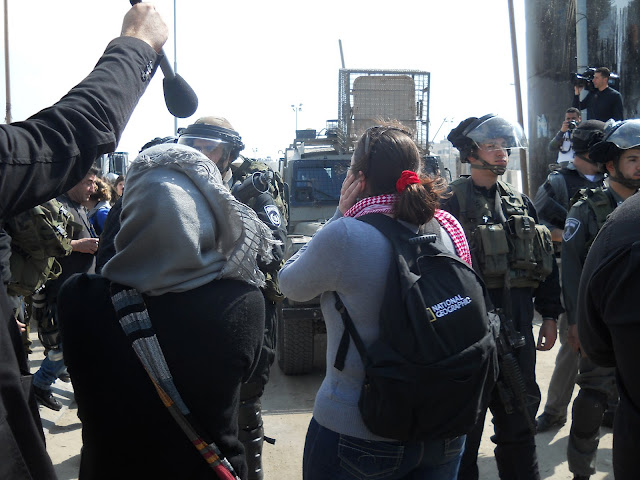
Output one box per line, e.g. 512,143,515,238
433,209,472,266
344,195,472,266
343,194,398,218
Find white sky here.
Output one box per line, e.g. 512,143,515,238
0,0,527,161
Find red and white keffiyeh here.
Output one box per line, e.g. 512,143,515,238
433,209,472,267
343,194,397,219
343,195,472,266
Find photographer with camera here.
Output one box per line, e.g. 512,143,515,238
573,67,623,122
548,108,581,167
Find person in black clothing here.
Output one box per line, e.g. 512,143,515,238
178,116,287,480
533,120,607,435
61,143,276,479
575,120,640,480
443,115,563,480
573,67,623,121
0,4,167,479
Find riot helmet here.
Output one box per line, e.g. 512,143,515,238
447,114,527,175
570,120,605,161
589,119,640,189
177,116,245,176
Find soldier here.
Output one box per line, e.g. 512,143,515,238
178,117,287,480
533,120,606,433
576,120,640,480
563,119,640,480
443,114,562,480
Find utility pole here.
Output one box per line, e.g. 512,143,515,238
4,0,11,124
508,0,529,196
291,103,302,134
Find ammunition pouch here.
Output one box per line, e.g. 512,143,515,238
505,215,554,288
472,224,509,288
474,216,554,289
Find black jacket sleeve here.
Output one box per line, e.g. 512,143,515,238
611,90,624,121
0,37,159,218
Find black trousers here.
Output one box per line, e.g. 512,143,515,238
458,287,541,480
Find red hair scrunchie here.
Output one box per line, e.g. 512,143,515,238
396,170,421,193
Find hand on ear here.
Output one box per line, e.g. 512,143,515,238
339,170,366,214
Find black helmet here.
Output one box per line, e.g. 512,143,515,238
177,116,245,173
589,119,640,164
570,120,605,156
589,119,640,190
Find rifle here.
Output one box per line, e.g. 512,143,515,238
494,307,537,435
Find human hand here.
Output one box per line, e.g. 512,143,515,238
560,121,570,133
72,237,99,254
339,170,365,214
574,85,583,95
567,323,581,353
121,3,169,53
16,319,26,333
536,318,557,351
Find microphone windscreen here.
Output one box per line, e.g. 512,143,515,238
163,74,199,118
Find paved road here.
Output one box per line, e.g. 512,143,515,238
33,319,614,479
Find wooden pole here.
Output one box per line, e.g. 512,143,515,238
508,0,529,196
4,0,11,124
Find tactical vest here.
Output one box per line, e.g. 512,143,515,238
450,178,554,289
569,187,617,251
4,199,77,297
232,158,289,301
556,168,604,210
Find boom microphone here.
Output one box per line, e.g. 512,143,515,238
129,0,198,118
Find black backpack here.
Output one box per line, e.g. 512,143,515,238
333,213,498,441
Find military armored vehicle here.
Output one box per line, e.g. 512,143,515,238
277,68,431,375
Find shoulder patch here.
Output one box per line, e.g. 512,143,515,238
263,204,282,227
563,218,581,242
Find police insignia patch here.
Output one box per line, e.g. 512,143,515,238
563,218,581,242
264,204,281,227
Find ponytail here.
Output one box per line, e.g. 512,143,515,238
394,174,448,225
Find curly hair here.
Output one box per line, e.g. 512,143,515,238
351,120,448,225
90,176,112,203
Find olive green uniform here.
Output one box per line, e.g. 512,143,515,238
562,187,623,477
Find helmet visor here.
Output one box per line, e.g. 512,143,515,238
177,135,233,161
467,116,528,150
603,119,640,150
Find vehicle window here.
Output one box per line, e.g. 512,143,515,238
293,164,348,203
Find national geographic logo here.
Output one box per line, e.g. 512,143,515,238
426,294,472,322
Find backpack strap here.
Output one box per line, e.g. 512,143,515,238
109,282,240,480
333,292,371,371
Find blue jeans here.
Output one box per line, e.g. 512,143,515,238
32,348,66,391
303,418,465,480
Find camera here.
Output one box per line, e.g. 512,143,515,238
572,67,620,91
568,120,578,130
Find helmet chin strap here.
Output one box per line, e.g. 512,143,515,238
470,161,506,176
609,166,640,190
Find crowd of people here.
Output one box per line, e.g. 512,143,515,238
0,3,637,480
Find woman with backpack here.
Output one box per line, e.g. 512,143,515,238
279,121,474,480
